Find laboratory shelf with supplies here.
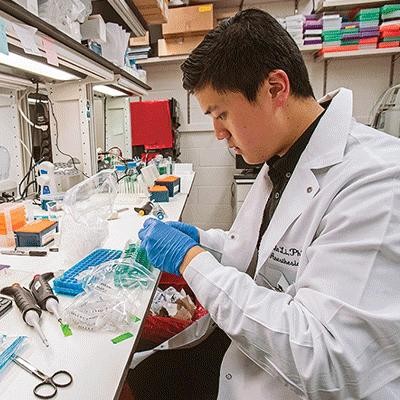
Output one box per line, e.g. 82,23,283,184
316,0,398,12
0,172,195,400
0,1,150,92
137,44,323,65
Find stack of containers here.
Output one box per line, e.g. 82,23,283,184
340,20,361,49
285,14,305,47
353,7,380,48
321,14,343,52
379,4,400,49
303,15,323,47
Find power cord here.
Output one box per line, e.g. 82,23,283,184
47,97,90,179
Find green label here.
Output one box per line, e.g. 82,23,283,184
61,324,73,337
111,332,134,344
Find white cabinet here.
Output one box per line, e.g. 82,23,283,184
233,178,254,217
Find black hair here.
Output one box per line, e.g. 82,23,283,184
181,9,314,101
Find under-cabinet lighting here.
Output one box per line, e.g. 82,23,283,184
0,52,78,81
93,85,127,97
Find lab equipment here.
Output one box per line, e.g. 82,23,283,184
0,295,12,319
149,185,169,202
0,334,26,371
166,221,199,243
14,220,58,247
29,273,68,334
36,161,57,197
0,283,49,347
138,218,197,275
12,356,73,399
140,164,160,187
152,203,167,220
0,250,47,257
59,170,117,265
155,175,181,197
134,201,167,220
134,201,154,216
0,203,27,248
53,248,122,296
40,192,64,213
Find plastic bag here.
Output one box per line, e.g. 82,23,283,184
59,170,117,265
62,254,156,332
141,273,208,345
0,334,26,372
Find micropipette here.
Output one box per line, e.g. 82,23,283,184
29,273,65,328
0,283,49,347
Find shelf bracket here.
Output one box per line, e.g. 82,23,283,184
389,54,400,87
323,59,329,96
294,0,299,15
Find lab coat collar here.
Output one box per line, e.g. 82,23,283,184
303,87,353,170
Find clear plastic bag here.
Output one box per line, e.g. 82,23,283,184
59,170,117,265
62,254,156,332
0,334,26,372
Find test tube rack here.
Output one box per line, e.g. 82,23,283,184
53,249,122,296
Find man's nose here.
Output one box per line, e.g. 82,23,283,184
213,120,230,140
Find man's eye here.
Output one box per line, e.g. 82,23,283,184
217,113,226,120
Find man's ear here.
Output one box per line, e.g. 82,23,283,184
265,70,290,107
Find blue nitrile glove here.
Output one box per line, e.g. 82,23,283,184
138,218,198,275
165,221,200,243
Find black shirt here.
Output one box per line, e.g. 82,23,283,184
256,108,327,250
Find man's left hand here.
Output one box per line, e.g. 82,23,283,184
138,218,198,275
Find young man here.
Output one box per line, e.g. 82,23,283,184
139,9,400,400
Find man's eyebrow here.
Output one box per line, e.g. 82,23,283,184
205,105,218,115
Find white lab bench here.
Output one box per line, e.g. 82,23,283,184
0,172,195,400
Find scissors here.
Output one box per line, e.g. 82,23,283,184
12,355,73,399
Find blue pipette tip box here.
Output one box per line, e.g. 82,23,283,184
53,248,122,296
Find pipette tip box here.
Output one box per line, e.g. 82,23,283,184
155,176,181,197
14,220,58,247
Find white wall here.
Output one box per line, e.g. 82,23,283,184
141,1,400,230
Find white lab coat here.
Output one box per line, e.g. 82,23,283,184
183,88,400,400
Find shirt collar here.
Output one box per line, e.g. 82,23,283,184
267,104,329,184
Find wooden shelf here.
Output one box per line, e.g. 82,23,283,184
316,0,397,12
137,55,188,65
316,47,400,60
137,45,322,65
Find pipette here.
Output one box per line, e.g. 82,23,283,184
29,273,64,326
0,283,49,347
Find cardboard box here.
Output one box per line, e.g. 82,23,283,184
158,35,204,56
162,4,214,38
129,31,150,47
133,0,168,24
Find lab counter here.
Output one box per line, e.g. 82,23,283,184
0,172,195,400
